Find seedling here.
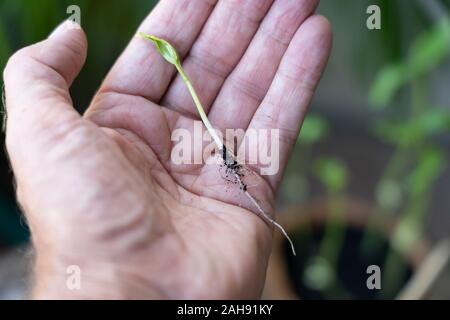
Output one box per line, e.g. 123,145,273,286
139,33,295,255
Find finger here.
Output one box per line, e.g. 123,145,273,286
161,0,274,117
90,0,217,106
4,21,87,162
208,0,319,132
243,15,332,191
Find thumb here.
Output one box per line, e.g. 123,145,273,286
4,20,88,152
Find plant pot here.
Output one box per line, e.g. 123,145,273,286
264,198,430,300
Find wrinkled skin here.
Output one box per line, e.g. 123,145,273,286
3,0,332,299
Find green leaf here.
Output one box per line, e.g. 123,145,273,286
139,33,180,66
299,115,330,144
303,256,334,291
373,109,450,146
392,218,420,253
314,157,348,193
407,147,447,196
376,179,403,211
369,62,407,109
409,19,450,77
369,19,450,110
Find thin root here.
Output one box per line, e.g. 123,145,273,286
223,148,296,256
244,188,296,257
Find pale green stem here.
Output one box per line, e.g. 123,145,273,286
175,65,223,149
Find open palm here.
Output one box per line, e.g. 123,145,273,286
4,0,331,299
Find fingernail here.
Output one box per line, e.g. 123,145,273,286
49,20,80,39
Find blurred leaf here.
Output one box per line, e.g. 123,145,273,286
409,18,450,76
376,179,403,211
392,218,420,253
299,114,330,144
407,147,447,196
369,19,450,109
303,256,334,291
419,109,450,132
369,62,407,109
374,108,450,146
314,157,348,193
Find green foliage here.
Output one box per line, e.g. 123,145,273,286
300,115,330,145
314,158,348,194
303,256,334,291
374,108,450,146
368,9,450,287
376,179,403,211
409,19,450,77
370,19,450,109
407,147,447,197
369,62,407,109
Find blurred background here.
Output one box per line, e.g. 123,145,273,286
0,0,449,299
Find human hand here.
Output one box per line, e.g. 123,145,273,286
3,0,331,299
